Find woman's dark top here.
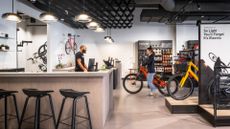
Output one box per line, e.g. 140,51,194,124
143,53,155,73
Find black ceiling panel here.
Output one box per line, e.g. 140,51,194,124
26,0,135,29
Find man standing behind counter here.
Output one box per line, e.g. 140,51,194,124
75,45,88,72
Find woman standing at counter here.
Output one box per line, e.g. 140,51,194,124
75,45,88,72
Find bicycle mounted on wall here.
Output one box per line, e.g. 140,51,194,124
65,33,78,55
27,42,47,72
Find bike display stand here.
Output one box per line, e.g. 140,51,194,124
165,97,198,114
198,104,230,126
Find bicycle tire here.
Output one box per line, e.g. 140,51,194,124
157,86,168,96
73,42,78,55
65,42,71,55
123,73,143,94
167,74,194,100
38,42,47,57
208,79,215,103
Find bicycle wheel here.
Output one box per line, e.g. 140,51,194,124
123,74,143,94
65,42,71,55
157,86,169,96
38,43,47,57
167,74,194,100
72,42,78,54
208,79,215,103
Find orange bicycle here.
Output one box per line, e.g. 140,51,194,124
123,65,177,95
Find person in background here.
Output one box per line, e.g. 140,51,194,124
75,45,88,72
142,46,157,97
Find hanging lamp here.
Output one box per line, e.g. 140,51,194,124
1,0,22,23
87,21,99,30
75,0,92,23
39,0,58,22
104,29,114,43
94,26,105,32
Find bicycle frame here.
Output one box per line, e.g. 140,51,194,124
139,66,167,87
179,61,199,88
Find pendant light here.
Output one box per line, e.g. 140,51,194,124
87,21,99,30
1,0,22,23
104,29,114,43
75,0,92,23
94,26,105,32
39,0,58,22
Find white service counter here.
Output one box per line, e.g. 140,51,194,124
0,69,115,129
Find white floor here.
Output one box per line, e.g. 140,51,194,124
104,87,230,129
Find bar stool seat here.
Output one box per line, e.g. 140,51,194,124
18,88,56,129
56,89,92,129
60,89,89,98
0,89,18,96
22,88,53,97
0,89,20,129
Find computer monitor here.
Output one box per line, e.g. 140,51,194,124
88,58,95,71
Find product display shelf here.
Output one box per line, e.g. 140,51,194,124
165,97,198,114
137,40,173,74
198,104,230,126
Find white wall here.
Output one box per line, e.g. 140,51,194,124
176,25,198,52
17,21,47,72
0,0,17,69
48,22,77,71
0,0,77,72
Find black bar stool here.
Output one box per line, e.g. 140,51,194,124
18,88,56,129
56,89,92,129
0,89,20,129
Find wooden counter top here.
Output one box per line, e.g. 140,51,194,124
0,69,114,78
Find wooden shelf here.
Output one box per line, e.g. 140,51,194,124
0,49,9,52
0,37,14,39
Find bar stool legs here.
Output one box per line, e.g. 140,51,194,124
18,89,56,129
84,96,92,129
56,89,93,129
4,96,8,129
56,98,66,129
18,97,29,129
0,90,20,129
71,98,77,129
48,94,57,128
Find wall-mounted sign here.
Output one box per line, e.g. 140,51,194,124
202,26,224,40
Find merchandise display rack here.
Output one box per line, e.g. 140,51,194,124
137,40,173,74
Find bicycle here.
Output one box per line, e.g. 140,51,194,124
167,60,199,100
207,52,230,105
123,65,177,95
27,42,47,72
65,33,78,55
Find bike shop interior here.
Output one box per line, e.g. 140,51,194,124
1,0,230,129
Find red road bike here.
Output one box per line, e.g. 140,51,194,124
65,33,77,55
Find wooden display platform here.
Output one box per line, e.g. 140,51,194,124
198,104,230,126
165,97,198,114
